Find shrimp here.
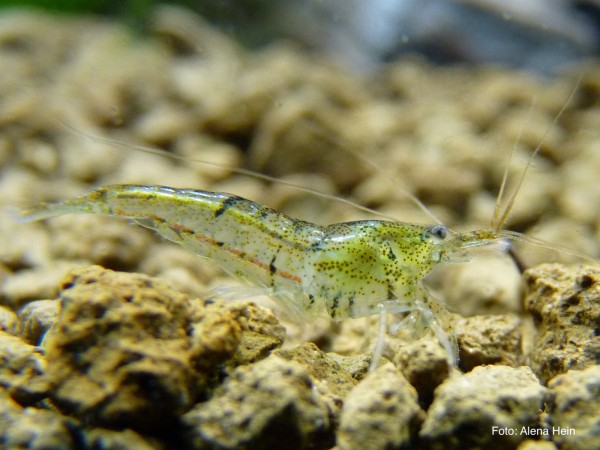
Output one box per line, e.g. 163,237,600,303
16,183,512,369
14,82,595,371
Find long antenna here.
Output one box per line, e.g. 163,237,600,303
491,99,535,230
498,229,599,266
493,78,580,233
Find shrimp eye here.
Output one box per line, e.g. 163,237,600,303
428,224,449,240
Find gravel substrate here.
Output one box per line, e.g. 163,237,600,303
1,7,599,450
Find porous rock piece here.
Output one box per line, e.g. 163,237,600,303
328,352,371,381
0,387,80,450
224,300,286,341
44,266,244,432
0,330,51,405
275,342,356,423
183,355,333,450
524,264,600,383
546,365,600,450
457,313,523,371
393,336,452,408
219,301,284,368
420,365,547,450
15,299,58,345
276,342,358,398
231,330,282,366
337,364,424,450
193,299,284,369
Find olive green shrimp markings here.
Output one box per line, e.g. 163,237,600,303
15,184,508,368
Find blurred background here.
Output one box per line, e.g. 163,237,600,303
1,0,599,75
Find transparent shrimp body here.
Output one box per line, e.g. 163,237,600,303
16,184,508,367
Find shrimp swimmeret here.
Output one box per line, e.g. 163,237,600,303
16,183,520,369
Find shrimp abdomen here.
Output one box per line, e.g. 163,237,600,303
18,185,326,308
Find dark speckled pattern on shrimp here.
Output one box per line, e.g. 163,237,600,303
16,183,516,369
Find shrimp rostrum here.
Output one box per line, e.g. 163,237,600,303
16,183,522,369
